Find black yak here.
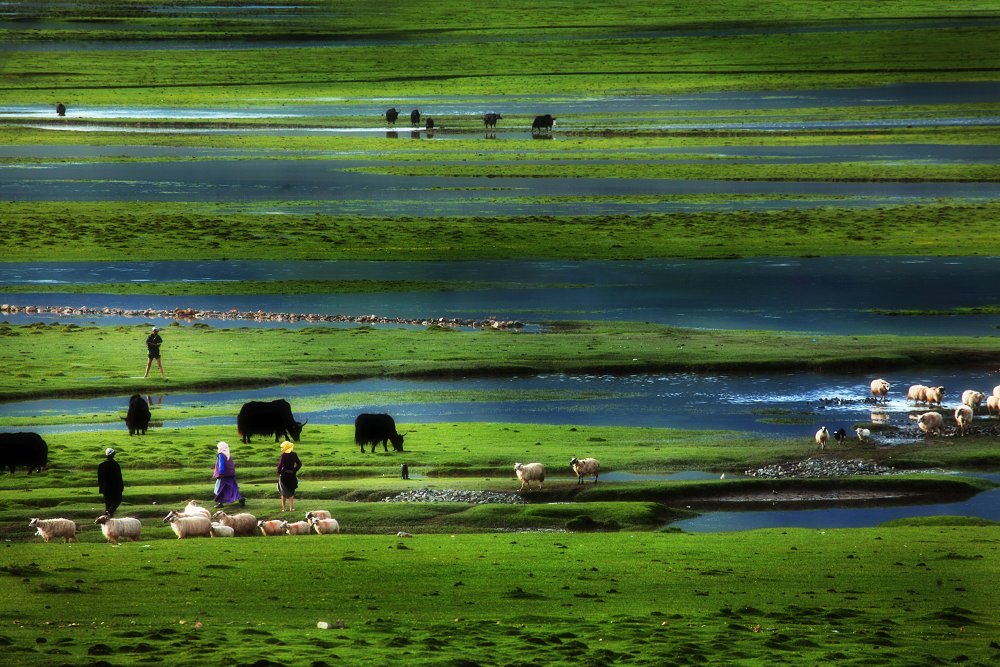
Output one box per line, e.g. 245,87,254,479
410,109,421,126
122,394,151,436
483,112,502,128
386,108,399,125
531,114,555,133
237,399,307,444
0,432,48,474
354,413,405,453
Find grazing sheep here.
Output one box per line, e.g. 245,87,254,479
181,500,211,519
955,405,974,436
993,385,1000,398
163,510,212,539
258,519,287,536
210,522,235,538
94,514,141,544
569,457,600,484
212,510,258,537
869,379,890,403
514,462,545,491
917,411,944,436
923,386,945,407
907,384,928,403
855,427,871,442
832,428,848,444
986,395,1000,417
28,518,77,543
814,426,829,450
961,390,986,410
284,521,311,536
304,510,332,522
309,517,341,535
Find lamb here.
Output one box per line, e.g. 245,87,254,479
284,521,312,535
212,510,258,537
986,395,1000,417
163,510,212,539
258,519,287,536
304,510,332,522
309,517,341,535
514,462,545,491
869,379,890,403
961,390,986,410
855,427,871,442
28,518,77,543
210,522,235,538
569,457,600,484
923,386,945,407
907,384,928,403
814,426,829,450
917,411,944,436
94,514,141,544
955,405,974,436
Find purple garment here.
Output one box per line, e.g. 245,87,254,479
213,453,241,504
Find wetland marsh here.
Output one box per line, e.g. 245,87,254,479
2,1,999,664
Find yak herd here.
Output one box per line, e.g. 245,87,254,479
382,108,555,134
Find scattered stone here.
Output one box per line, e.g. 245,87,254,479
745,458,900,479
382,489,526,504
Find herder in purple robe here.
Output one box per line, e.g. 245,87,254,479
213,441,244,508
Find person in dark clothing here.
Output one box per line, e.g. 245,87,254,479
98,447,124,517
276,441,302,512
401,462,409,480
144,326,165,378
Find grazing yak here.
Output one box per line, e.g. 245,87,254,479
0,432,48,474
354,413,405,453
410,109,421,126
121,393,151,436
385,108,399,125
237,399,307,444
483,112,503,128
56,102,66,116
425,117,434,131
531,114,555,133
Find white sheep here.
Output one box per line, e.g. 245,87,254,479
514,462,545,491
212,510,258,537
907,384,927,403
569,457,600,484
210,522,235,538
855,427,871,442
181,500,211,519
163,510,212,539
923,386,945,407
28,518,77,543
304,510,332,522
814,426,829,450
955,405,974,436
993,385,1000,398
869,379,890,403
284,521,311,536
309,517,341,535
94,514,141,544
258,519,287,536
986,395,1000,417
917,411,944,435
961,390,986,410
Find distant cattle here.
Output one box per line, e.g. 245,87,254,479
122,393,151,436
56,103,66,116
237,400,307,444
531,114,555,133
483,112,503,128
0,432,48,474
425,117,434,131
386,108,399,125
410,109,421,126
354,413,405,453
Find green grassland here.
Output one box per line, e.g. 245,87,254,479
2,527,996,666
4,200,1000,261
1,322,999,400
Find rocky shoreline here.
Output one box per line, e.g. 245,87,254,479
0,303,524,330
745,458,900,479
382,489,527,504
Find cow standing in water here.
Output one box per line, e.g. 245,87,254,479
122,394,151,436
531,114,556,133
410,109,421,126
385,108,400,125
483,112,502,128
56,103,66,116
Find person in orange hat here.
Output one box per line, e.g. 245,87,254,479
276,441,302,512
